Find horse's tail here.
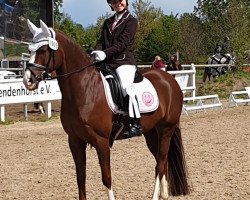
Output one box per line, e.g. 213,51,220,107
167,124,190,196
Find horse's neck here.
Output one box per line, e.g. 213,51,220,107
57,33,91,74
65,45,90,68
58,66,99,103
56,32,97,94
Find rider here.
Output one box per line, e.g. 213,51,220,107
91,0,141,138
221,37,230,53
214,36,231,62
214,42,222,54
221,36,231,61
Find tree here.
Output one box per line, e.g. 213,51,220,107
225,0,250,65
132,0,164,61
178,13,203,63
137,15,180,62
194,0,250,65
54,0,63,27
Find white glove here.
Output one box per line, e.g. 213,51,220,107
91,50,106,61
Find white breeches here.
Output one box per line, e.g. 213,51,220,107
115,65,141,118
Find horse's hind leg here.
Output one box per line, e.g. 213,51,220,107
145,124,189,200
144,127,171,200
144,128,158,158
39,103,45,114
68,136,87,200
155,126,174,200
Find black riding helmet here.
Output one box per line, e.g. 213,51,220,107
107,0,128,11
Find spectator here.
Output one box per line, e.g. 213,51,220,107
151,55,165,71
166,54,182,71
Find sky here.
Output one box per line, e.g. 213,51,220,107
61,0,198,27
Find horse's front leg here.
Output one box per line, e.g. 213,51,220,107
95,137,115,200
68,136,87,200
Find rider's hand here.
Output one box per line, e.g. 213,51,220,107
91,50,106,62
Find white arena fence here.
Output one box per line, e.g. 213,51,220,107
0,78,61,122
0,60,243,121
138,64,196,99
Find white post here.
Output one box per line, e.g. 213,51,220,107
23,104,28,120
191,63,196,99
45,102,52,118
1,105,5,122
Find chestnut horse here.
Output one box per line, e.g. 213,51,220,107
23,20,189,200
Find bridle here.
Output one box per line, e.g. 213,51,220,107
26,45,96,82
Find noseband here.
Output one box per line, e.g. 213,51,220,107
26,47,55,81
26,62,51,81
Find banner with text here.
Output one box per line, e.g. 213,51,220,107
0,79,61,105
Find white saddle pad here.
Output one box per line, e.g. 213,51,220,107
100,72,159,115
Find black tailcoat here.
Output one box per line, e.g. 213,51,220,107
95,10,138,69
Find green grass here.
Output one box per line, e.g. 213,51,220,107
196,70,250,99
5,43,28,58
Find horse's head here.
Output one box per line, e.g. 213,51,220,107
23,20,63,90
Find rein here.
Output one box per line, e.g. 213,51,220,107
48,62,96,80
27,58,96,80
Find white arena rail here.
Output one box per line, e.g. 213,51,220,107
183,94,223,115
228,87,250,107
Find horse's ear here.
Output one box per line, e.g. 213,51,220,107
40,19,58,50
40,20,51,38
27,19,39,36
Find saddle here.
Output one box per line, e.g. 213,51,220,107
96,63,159,147
97,64,159,115
96,63,143,112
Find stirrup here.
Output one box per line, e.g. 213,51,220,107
123,124,142,139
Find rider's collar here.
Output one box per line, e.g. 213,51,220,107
115,9,127,20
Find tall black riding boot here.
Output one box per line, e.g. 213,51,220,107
123,118,142,138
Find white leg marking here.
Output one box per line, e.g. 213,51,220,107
39,105,45,114
152,174,160,200
160,175,169,200
106,187,115,200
